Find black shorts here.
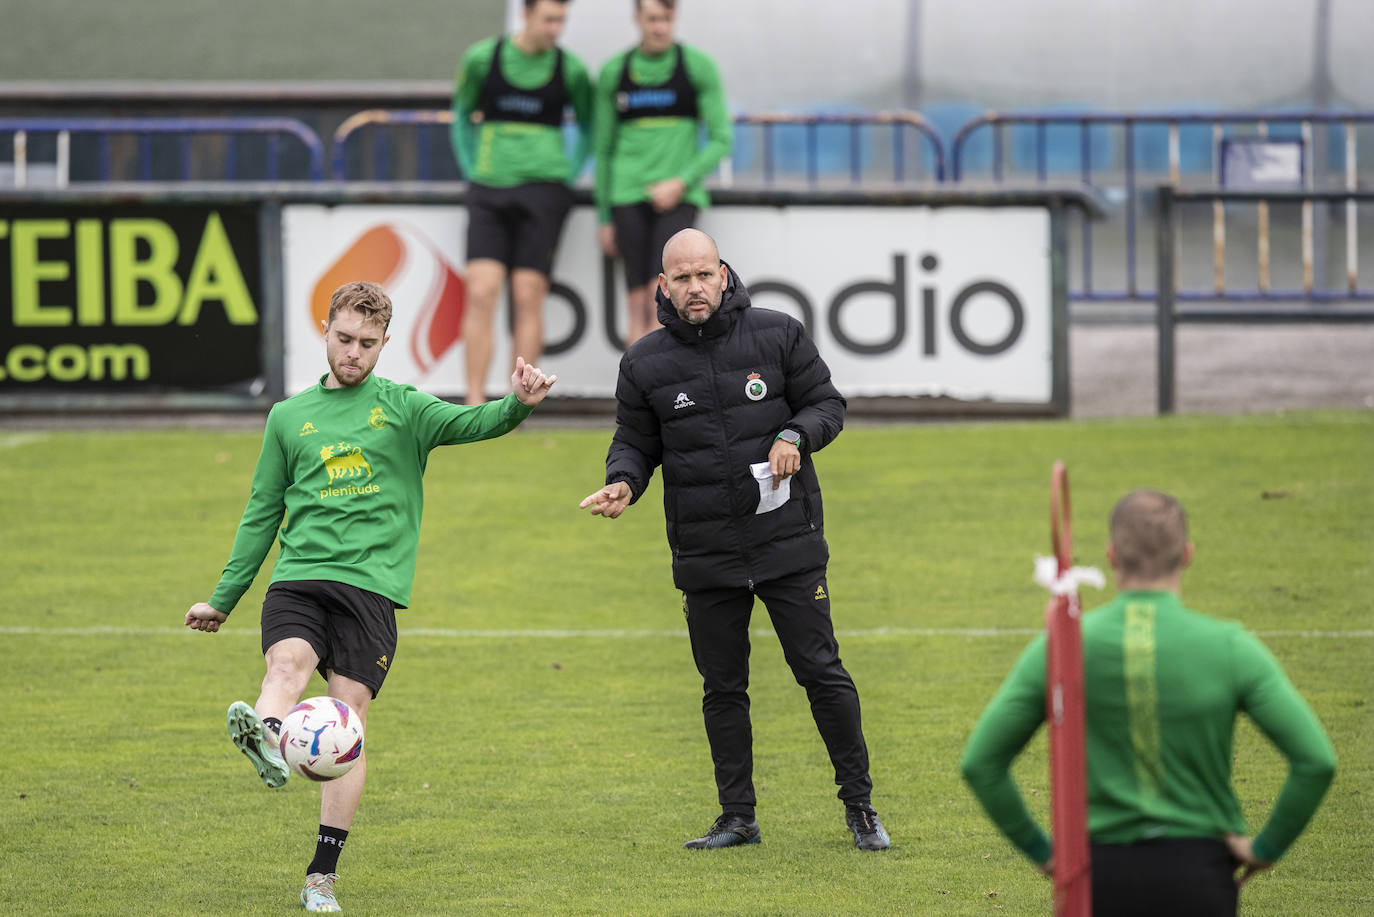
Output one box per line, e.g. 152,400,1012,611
466,181,575,275
1090,838,1239,917
260,580,398,698
611,201,700,288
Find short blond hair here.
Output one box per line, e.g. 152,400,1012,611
1110,489,1189,579
327,281,393,331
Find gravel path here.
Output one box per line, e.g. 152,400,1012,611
1070,324,1374,418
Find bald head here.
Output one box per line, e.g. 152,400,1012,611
1109,489,1190,581
659,229,727,325
661,228,720,271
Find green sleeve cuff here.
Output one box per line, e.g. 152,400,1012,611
207,582,249,616
1025,833,1052,866
503,392,536,421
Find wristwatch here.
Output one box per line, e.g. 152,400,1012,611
775,429,803,449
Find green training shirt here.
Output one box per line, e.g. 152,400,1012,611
593,43,732,224
960,590,1336,865
208,375,533,613
451,36,593,187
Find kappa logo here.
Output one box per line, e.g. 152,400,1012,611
376,654,390,671
299,422,319,437
320,442,373,482
814,584,828,600
674,392,696,410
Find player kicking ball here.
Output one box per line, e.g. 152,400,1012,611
185,281,556,912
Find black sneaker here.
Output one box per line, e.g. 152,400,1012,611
845,804,890,850
683,812,762,849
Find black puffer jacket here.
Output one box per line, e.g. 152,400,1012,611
605,263,846,591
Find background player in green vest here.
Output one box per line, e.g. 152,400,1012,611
184,281,556,913
960,489,1336,915
594,0,732,347
451,0,592,403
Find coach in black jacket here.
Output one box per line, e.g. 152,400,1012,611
580,229,890,852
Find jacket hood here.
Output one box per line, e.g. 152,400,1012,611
655,260,751,343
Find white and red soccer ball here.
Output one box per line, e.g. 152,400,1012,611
279,696,364,781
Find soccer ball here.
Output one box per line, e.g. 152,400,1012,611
278,696,364,781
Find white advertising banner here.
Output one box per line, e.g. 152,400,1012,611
282,204,1052,402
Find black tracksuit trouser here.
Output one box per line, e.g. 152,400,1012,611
683,566,873,816
1090,838,1240,916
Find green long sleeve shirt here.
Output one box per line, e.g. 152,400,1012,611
451,36,593,187
593,43,732,224
209,375,533,613
960,591,1336,865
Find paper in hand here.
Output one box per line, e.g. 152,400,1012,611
751,461,790,514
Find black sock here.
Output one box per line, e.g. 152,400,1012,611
307,825,348,876
262,716,282,737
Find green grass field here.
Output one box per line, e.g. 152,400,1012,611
2,410,1371,916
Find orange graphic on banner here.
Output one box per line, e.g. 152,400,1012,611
311,226,405,330
310,224,466,374
409,251,465,373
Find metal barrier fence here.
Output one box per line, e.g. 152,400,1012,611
952,110,1374,303
330,109,455,181
0,117,326,184
1155,187,1374,414
330,109,946,184
9,106,1371,315
722,111,946,185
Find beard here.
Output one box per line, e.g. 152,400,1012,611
675,295,719,325
329,356,370,386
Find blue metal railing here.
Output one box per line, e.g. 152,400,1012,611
1,117,326,182
727,111,946,184
329,109,946,184
9,105,1367,306
950,110,1374,302
331,109,456,181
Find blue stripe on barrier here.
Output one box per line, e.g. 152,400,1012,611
0,116,325,181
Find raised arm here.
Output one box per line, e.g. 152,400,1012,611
409,357,554,449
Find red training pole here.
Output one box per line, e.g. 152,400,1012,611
1046,461,1091,916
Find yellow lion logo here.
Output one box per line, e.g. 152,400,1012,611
319,442,373,482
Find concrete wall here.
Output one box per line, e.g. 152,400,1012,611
3,0,1369,114
0,0,504,80
550,0,1373,113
